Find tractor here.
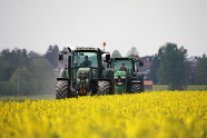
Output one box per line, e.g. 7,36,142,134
109,56,144,94
56,47,113,99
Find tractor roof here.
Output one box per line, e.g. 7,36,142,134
74,47,105,53
110,57,138,61
76,47,98,51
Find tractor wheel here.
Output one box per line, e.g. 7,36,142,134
128,80,144,93
140,77,145,92
56,81,69,99
97,81,110,95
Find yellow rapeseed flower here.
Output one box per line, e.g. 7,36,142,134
0,91,207,138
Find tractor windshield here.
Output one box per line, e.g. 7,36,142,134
111,59,133,73
72,51,98,68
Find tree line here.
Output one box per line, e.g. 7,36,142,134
114,43,207,90
0,45,59,95
0,43,206,95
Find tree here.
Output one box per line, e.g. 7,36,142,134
10,67,33,95
149,55,160,84
28,51,41,59
126,47,139,57
0,48,29,81
0,60,11,81
112,50,122,58
0,81,16,95
29,58,56,94
195,54,207,85
45,45,59,68
157,43,187,90
0,48,57,96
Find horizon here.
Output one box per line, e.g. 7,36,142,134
0,44,205,58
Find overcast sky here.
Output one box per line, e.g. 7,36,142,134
0,0,207,57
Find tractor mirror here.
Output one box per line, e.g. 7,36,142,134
105,53,110,61
59,53,64,60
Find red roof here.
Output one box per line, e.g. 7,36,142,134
144,80,153,85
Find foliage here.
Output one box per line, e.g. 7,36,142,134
0,81,16,95
10,67,33,95
0,59,11,81
157,43,187,90
195,55,207,85
0,46,57,96
126,47,139,57
152,85,207,91
186,61,195,84
29,58,56,94
0,91,207,138
149,55,160,84
45,45,59,68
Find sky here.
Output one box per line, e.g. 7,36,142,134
0,0,207,57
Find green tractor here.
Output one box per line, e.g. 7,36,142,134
109,57,144,94
56,47,113,99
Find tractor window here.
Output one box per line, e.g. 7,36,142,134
72,52,98,68
111,60,133,73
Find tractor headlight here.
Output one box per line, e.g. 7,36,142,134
114,76,118,79
117,82,124,85
121,76,126,79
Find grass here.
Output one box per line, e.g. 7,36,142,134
152,85,207,91
0,85,206,101
0,95,54,102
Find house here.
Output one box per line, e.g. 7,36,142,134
139,56,154,80
185,57,199,84
144,80,153,90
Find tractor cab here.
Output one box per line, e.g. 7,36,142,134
71,49,101,83
110,58,134,77
110,57,143,77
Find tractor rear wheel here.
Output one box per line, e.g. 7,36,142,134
97,81,110,95
56,81,69,99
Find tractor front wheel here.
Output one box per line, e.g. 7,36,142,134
128,80,144,93
97,81,110,95
55,81,69,99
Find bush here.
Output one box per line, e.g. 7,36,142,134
0,81,16,95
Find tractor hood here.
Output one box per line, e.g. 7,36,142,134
77,68,91,80
76,67,91,93
114,71,127,94
114,71,127,79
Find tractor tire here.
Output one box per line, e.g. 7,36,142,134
140,77,145,92
128,80,144,93
56,81,69,99
56,81,77,99
97,81,110,95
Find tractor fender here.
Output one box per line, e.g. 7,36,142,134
59,68,68,78
105,68,115,80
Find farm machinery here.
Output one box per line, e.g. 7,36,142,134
108,56,144,94
56,47,113,99
56,45,144,99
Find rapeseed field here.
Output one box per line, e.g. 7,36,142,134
0,91,207,138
